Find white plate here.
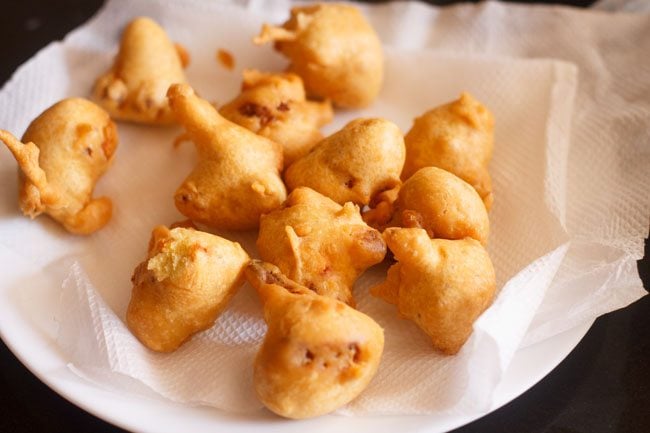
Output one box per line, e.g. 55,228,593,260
0,0,590,431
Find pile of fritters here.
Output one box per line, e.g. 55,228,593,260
0,3,497,420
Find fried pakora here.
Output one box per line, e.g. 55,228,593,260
371,228,496,355
402,92,494,209
285,118,405,206
220,70,333,165
167,83,287,230
94,17,189,125
127,224,249,352
257,187,386,305
0,98,117,234
246,260,384,419
254,4,383,108
392,167,489,244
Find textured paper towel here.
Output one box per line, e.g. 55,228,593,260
0,0,647,418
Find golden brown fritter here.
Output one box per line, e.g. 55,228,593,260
257,187,386,306
220,69,333,165
402,92,494,209
0,98,117,234
254,4,383,108
285,118,405,206
246,260,384,419
94,17,189,125
127,225,250,352
392,167,489,245
167,83,287,230
371,228,496,355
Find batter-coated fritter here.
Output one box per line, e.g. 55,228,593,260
257,187,386,306
219,70,333,166
94,17,189,125
167,83,287,230
254,4,383,108
246,261,384,419
402,93,494,209
127,225,249,352
371,228,496,355
392,167,489,245
285,118,405,206
0,98,117,234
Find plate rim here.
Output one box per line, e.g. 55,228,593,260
0,309,594,433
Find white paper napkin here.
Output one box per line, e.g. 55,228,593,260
0,0,647,418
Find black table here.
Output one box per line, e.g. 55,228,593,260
1,1,648,432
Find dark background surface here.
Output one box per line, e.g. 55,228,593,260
0,1,648,432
